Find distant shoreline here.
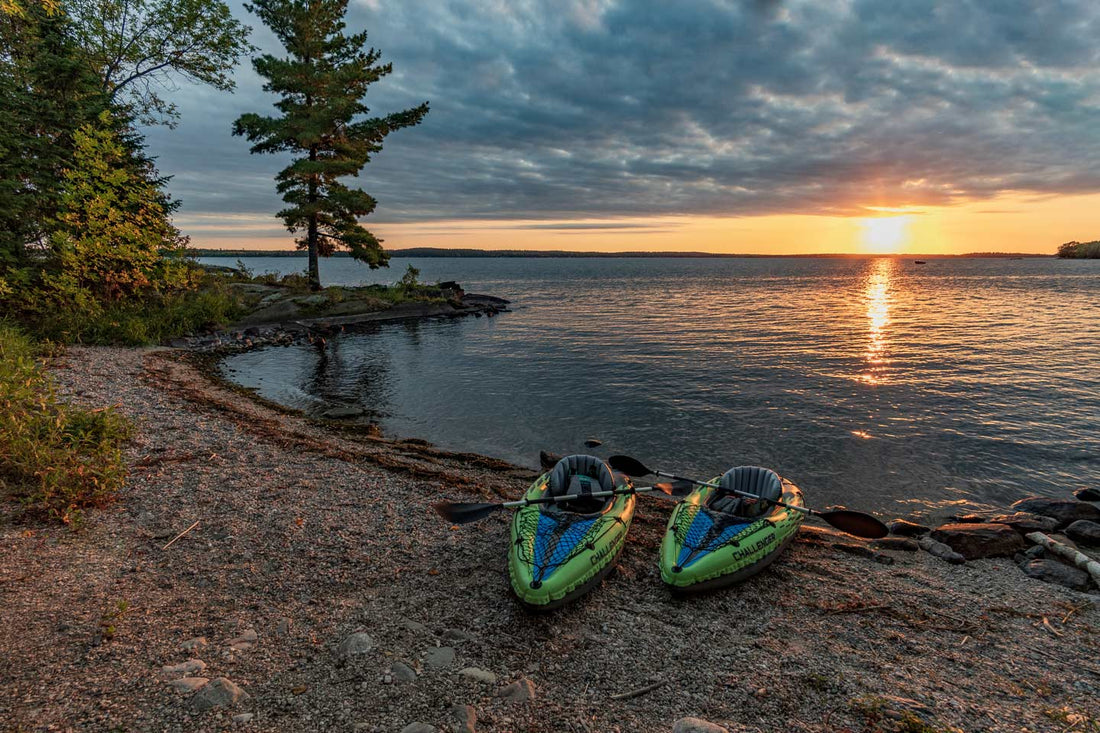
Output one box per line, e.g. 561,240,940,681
189,247,1052,259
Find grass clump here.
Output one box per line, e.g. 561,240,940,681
0,325,131,523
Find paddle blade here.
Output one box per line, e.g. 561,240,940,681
433,502,503,525
819,510,889,539
653,480,694,498
608,455,652,477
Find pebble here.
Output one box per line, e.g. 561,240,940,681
191,677,250,712
168,677,209,693
672,718,729,733
496,678,536,703
450,704,477,733
228,629,258,651
180,637,208,652
401,619,430,635
275,618,292,637
424,646,455,669
458,667,497,684
390,662,418,682
162,659,207,677
399,724,438,733
1065,520,1100,546
441,628,472,643
337,632,374,659
233,713,254,724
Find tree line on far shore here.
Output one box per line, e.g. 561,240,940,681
1057,241,1100,258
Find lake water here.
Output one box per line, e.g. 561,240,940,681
207,256,1100,521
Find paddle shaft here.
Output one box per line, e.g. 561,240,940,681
648,469,815,517
500,484,663,509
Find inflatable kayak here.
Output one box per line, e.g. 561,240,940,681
659,466,804,592
508,455,635,610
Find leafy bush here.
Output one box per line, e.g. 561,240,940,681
1057,240,1100,258
0,325,131,523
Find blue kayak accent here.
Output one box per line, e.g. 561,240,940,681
676,510,752,569
532,512,598,582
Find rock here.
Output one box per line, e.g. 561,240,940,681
190,677,249,711
275,618,291,637
1021,559,1091,592
441,628,472,643
180,637,208,652
228,629,258,651
337,632,374,659
871,537,919,552
233,713,254,724
1075,488,1100,502
322,406,365,420
952,514,988,524
401,619,430,635
887,519,931,537
169,677,209,693
672,718,729,733
1010,497,1100,529
1023,545,1048,561
424,646,455,669
496,678,536,702
986,512,1059,535
1066,520,1100,546
450,704,477,733
390,661,417,682
917,536,966,565
929,523,1025,560
162,659,207,677
458,667,497,684
399,725,438,733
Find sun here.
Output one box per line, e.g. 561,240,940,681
859,216,911,253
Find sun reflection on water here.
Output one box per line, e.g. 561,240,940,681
861,258,893,384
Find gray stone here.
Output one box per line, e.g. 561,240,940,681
458,667,497,684
337,632,374,659
275,618,292,637
390,661,417,682
228,629,258,651
1010,497,1100,529
424,646,455,669
672,718,729,733
162,659,207,677
496,678,536,703
1075,488,1100,502
180,637,208,652
1024,545,1048,561
986,512,1059,534
917,536,966,565
322,406,365,420
450,704,477,733
929,523,1025,560
441,628,472,642
1021,559,1091,592
401,619,429,635
871,537,919,552
168,677,208,693
233,713,254,724
190,677,249,711
1066,520,1100,546
399,725,438,733
888,519,931,537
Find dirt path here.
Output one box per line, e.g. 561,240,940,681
1,347,1097,732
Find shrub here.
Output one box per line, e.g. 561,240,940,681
0,325,131,523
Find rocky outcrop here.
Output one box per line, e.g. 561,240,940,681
930,523,1024,560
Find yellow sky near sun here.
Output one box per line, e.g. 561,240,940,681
186,191,1100,254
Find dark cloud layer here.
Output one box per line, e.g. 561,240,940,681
145,0,1100,229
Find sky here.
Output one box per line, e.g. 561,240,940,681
145,0,1100,255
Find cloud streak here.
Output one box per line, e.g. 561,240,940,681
145,0,1100,232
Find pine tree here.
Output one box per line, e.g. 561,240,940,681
233,0,428,290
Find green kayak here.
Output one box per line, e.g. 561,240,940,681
508,455,635,610
659,466,804,592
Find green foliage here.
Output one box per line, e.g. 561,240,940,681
1057,240,1100,258
0,325,131,523
67,0,253,125
233,0,429,289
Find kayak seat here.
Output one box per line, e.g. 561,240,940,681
710,466,782,518
547,454,616,514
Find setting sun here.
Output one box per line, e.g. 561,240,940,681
859,216,911,253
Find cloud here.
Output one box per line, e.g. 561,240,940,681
146,0,1100,232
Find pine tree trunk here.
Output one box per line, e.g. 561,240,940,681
307,144,321,291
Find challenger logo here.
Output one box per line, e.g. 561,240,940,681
730,533,774,561
590,542,612,566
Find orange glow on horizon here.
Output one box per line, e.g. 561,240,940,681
859,216,911,253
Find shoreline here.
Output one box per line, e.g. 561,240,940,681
1,347,1098,731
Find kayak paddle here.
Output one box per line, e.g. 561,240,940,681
608,455,889,539
435,480,694,525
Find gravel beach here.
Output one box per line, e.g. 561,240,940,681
1,346,1098,732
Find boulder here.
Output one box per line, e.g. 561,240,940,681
917,536,965,564
986,512,1059,535
672,719,729,733
888,519,931,537
1020,559,1091,592
1075,488,1100,502
952,514,988,524
929,523,1024,560
1065,520,1100,546
190,677,249,712
1009,498,1100,529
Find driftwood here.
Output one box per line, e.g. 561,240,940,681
162,520,200,550
1025,532,1100,587
609,680,666,701
917,535,965,564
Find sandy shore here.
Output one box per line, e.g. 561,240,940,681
1,346,1098,732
